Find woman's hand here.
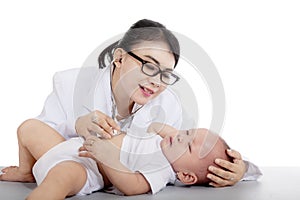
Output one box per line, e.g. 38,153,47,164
207,149,247,187
75,110,120,139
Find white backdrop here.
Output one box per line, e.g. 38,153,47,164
0,0,299,167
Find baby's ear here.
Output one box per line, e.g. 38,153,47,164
176,171,198,185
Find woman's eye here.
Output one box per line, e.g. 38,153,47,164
145,64,156,71
162,73,171,79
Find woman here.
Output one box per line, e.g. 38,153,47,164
1,19,260,192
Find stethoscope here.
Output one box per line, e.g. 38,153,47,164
109,64,143,133
82,64,143,137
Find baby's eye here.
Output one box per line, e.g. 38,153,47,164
186,130,189,135
188,143,192,153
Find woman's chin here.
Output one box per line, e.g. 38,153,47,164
133,98,150,106
131,92,156,105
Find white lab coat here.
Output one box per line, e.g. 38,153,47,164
35,66,262,180
36,66,183,139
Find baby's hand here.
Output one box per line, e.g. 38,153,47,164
78,135,100,160
79,135,121,166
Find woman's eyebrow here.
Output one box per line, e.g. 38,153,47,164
144,55,160,66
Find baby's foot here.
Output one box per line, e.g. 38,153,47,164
0,166,35,182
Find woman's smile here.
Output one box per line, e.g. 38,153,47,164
139,84,155,97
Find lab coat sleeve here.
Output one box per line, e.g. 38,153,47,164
242,159,263,181
35,70,78,139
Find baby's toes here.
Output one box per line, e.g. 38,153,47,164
1,166,17,173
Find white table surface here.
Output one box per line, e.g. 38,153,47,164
1,167,299,200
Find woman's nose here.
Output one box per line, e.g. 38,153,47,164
149,75,161,87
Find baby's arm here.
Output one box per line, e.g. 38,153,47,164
147,122,178,138
81,135,150,195
99,159,150,195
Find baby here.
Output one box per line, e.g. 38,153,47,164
80,122,232,194
0,120,231,199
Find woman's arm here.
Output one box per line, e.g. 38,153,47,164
36,69,81,139
79,135,150,195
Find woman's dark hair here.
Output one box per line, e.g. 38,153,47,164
98,19,180,69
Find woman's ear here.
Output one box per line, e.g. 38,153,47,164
176,171,198,185
112,48,124,68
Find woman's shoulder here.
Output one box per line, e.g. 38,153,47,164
52,67,102,88
52,68,80,85
53,67,100,81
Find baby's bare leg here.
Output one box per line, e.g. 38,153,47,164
26,161,87,200
0,119,65,182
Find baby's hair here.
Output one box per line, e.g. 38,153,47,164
98,19,180,69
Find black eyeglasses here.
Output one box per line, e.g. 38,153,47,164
127,52,180,85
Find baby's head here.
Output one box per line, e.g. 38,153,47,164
160,128,232,186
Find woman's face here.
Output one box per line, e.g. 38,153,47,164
114,41,176,106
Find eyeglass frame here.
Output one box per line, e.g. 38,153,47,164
127,51,180,85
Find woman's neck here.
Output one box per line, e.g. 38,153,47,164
111,68,134,119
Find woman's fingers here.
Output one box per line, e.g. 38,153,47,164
206,173,234,187
214,159,237,172
89,123,111,139
97,118,114,135
226,149,247,177
91,111,120,137
76,109,120,139
208,166,235,181
226,149,242,159
106,116,120,131
207,149,247,188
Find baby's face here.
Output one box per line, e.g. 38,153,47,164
160,129,220,175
